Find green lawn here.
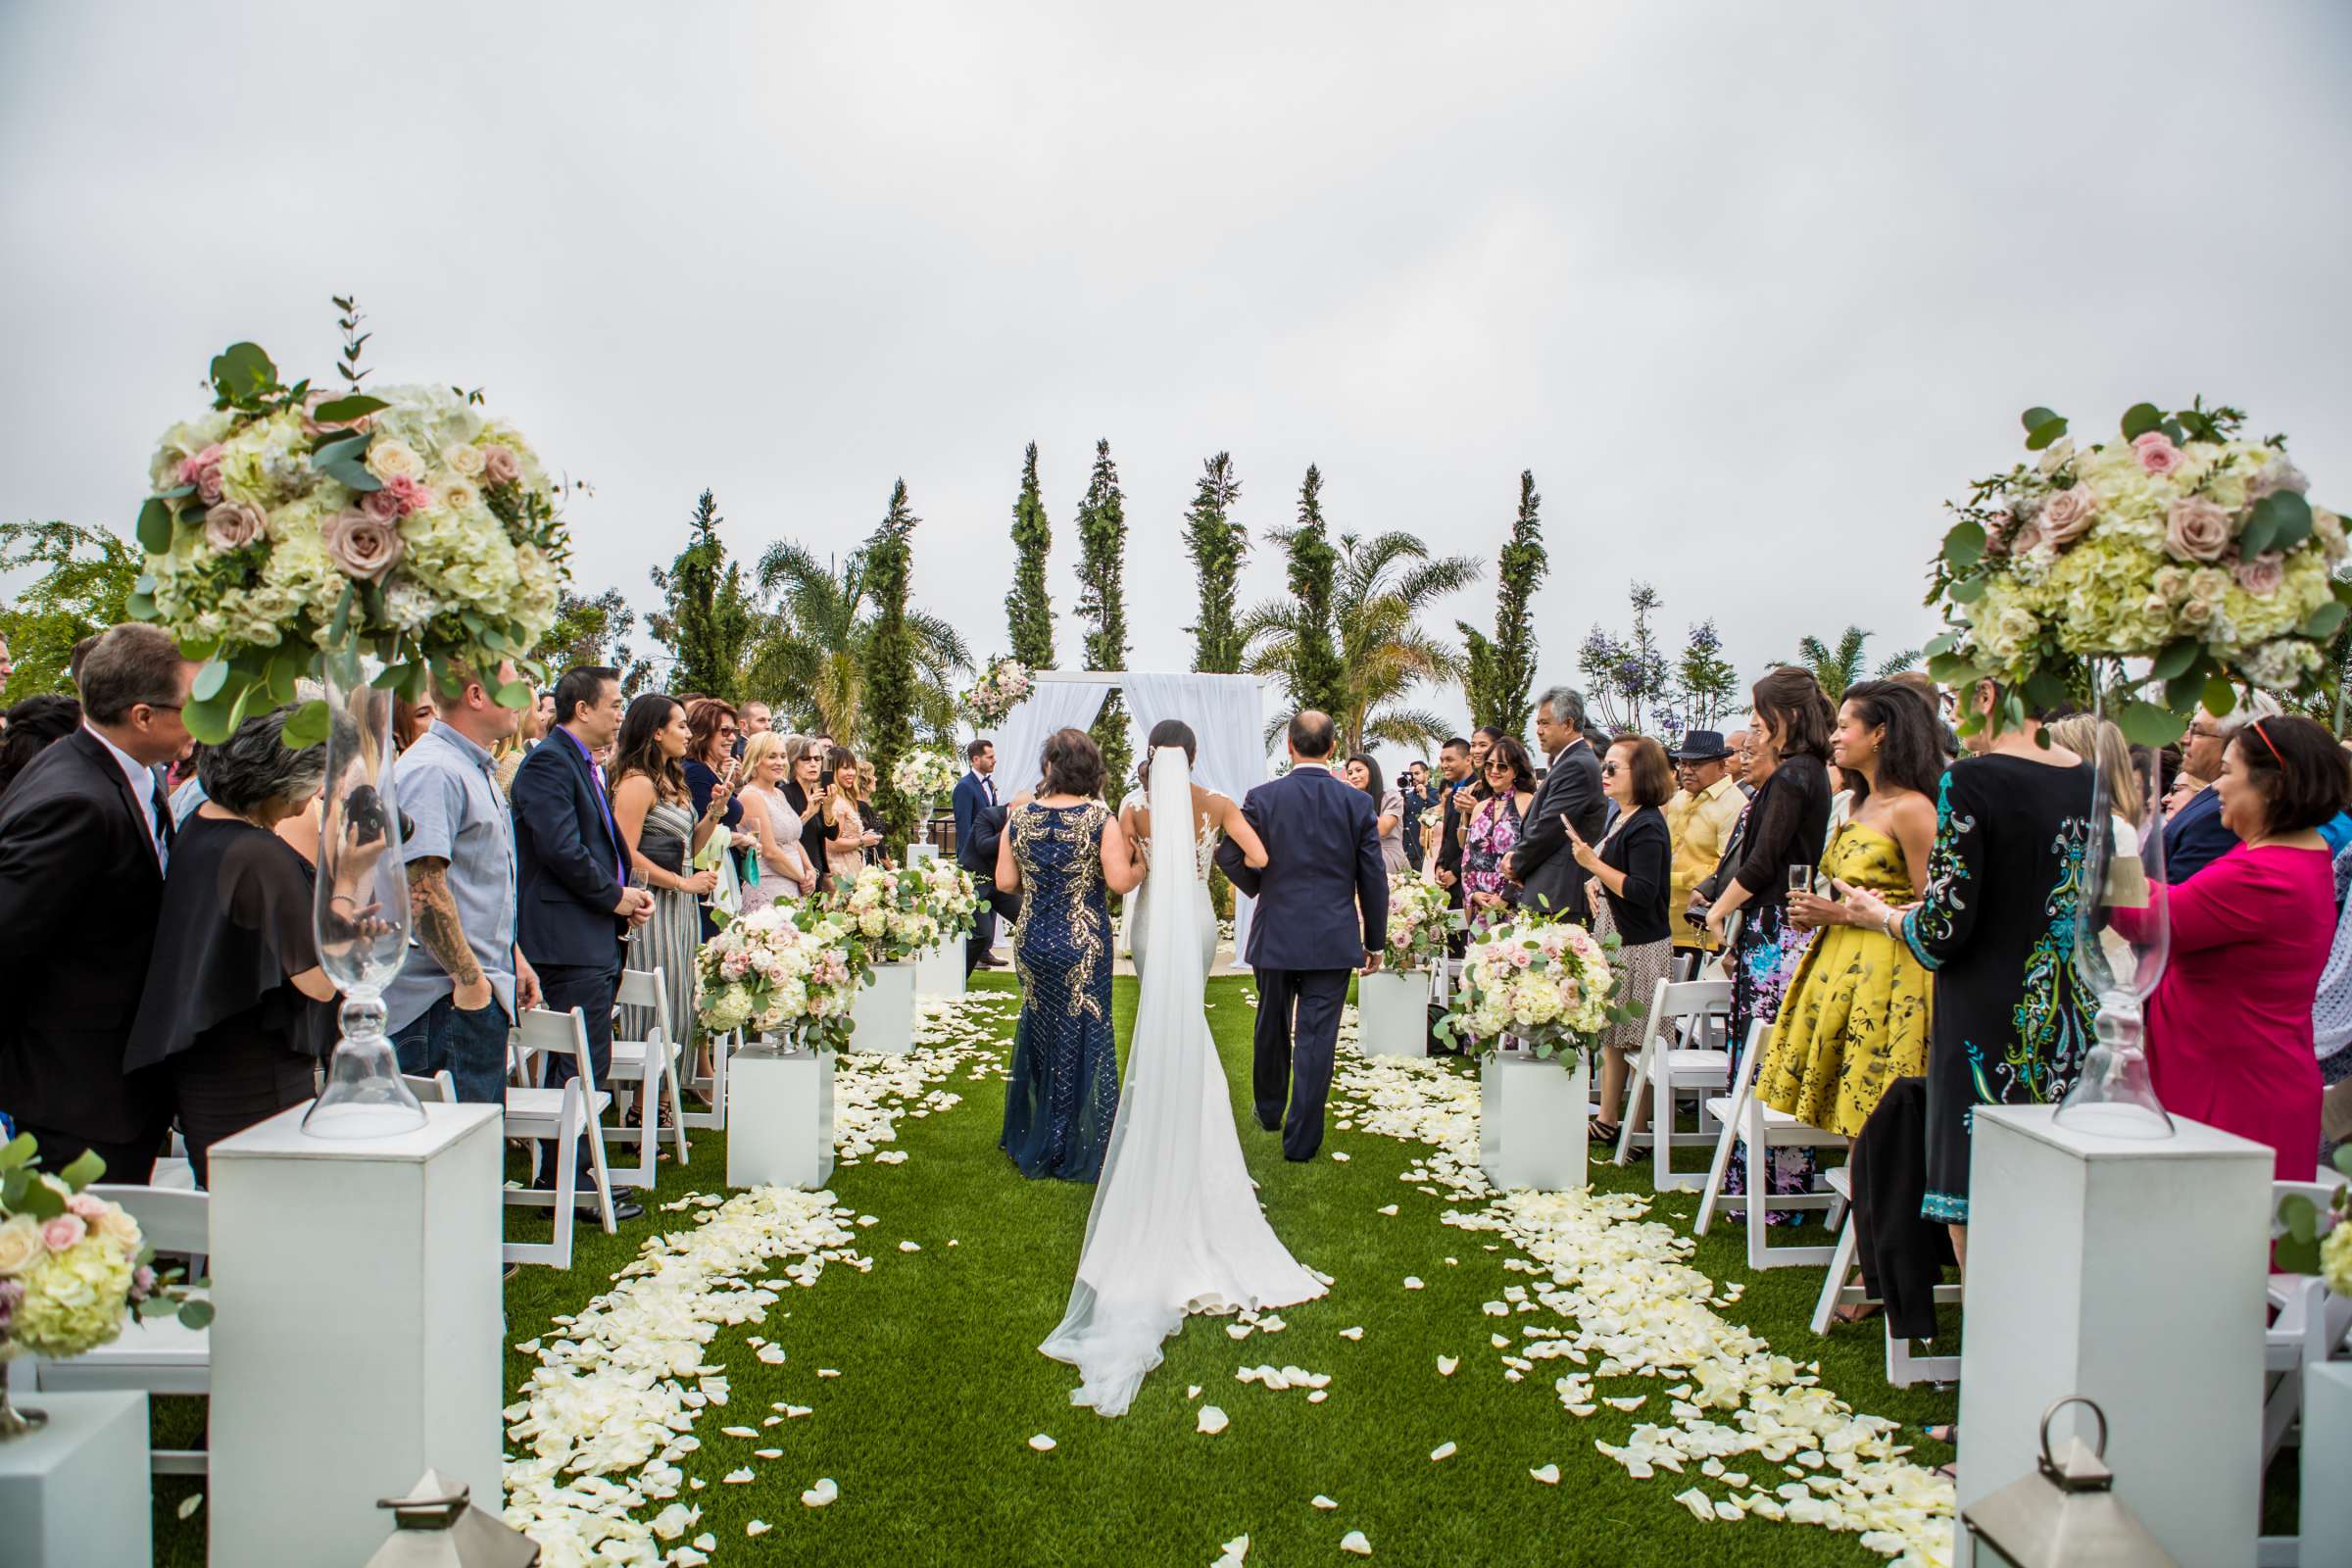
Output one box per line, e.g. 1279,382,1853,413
152,973,1958,1566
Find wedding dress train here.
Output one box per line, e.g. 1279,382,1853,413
1038,746,1326,1416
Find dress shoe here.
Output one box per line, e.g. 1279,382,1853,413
975,954,1006,970
585,1195,644,1224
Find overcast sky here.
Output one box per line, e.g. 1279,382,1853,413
5,1,2349,760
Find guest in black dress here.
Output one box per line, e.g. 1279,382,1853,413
681,699,747,941
779,734,838,895
125,705,346,1186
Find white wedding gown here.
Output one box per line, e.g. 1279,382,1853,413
1038,747,1327,1416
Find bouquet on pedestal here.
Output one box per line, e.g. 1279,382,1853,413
1926,398,2347,741
1382,876,1459,974
961,657,1032,728
1437,915,1622,1065
694,905,863,1052
824,863,941,964
912,857,981,946
891,749,960,815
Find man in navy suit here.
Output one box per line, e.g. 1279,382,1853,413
2163,694,2278,883
1214,710,1389,1162
510,664,654,1220
953,737,1002,974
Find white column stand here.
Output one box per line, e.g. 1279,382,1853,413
1955,1106,2272,1567
1357,970,1431,1058
0,1389,150,1568
849,961,918,1055
1480,1049,1589,1192
906,843,938,865
913,940,965,1000
209,1102,502,1566
2300,1361,2352,1555
726,1044,838,1190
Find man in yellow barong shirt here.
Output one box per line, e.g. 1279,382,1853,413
1664,730,1744,964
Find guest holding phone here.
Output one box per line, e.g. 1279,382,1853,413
824,745,884,882
779,734,838,894
681,699,748,940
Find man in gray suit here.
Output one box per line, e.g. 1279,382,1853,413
1505,685,1606,920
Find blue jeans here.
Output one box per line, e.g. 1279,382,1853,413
393,993,512,1106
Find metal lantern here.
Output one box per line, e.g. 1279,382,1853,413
1961,1396,2180,1567
364,1469,541,1567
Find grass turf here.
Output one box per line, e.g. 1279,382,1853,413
151,972,1959,1566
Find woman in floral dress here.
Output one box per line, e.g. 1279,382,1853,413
1461,737,1538,933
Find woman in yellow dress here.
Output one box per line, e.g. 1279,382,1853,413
1756,680,1942,1137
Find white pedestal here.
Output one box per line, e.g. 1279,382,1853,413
849,961,918,1055
1358,970,1431,1058
1955,1106,2272,1567
914,939,966,999
2299,1360,2352,1552
0,1389,150,1568
209,1102,502,1567
727,1045,838,1190
1480,1049,1589,1192
906,843,938,865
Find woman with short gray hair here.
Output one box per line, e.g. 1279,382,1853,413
124,704,350,1186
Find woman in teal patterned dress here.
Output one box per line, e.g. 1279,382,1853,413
997,728,1147,1182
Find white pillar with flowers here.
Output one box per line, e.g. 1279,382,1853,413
1453,915,1618,1193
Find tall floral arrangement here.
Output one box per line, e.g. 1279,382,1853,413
1382,875,1459,973
891,749,960,807
962,657,1032,728
694,905,862,1051
1927,399,2347,741
1437,916,1621,1065
0,1134,208,1367
824,863,941,964
130,328,568,743
912,858,981,945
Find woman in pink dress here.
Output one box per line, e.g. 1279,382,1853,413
2112,714,2345,1180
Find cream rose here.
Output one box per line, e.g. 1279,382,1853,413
439,442,487,479
2164,497,2232,563
203,500,268,553
91,1204,142,1254
320,510,404,581
2038,485,2098,548
0,1214,43,1276
365,438,423,481
439,478,480,514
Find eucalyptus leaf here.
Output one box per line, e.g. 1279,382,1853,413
2020,406,2062,434
1924,630,1958,658
311,393,388,423
0,1132,33,1172
183,688,240,745
0,1168,26,1209
2202,675,2238,718
1949,574,1987,604
55,1148,105,1192
2334,1145,2352,1177
136,497,174,554
2149,639,2201,681
328,583,357,644
1927,651,1981,684
191,659,229,703
2283,1194,2320,1243
16,1178,65,1221
281,699,331,749
496,679,534,710
178,1298,216,1331
2250,490,2313,554
2024,670,2071,713
138,1295,179,1319
209,341,277,403
2116,701,2185,748
2302,602,2347,640
2120,402,2163,440
1942,519,1985,573
2025,416,2070,452
2277,1236,2322,1275
2239,512,2279,559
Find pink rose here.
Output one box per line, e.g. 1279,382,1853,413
2007,517,2044,556
2234,551,2286,596
361,487,401,523
481,444,521,486
384,474,434,516
40,1214,85,1251
1982,510,2017,556
204,501,267,553
66,1193,108,1221
2133,431,2183,475
2038,484,2098,548
132,1264,156,1295
2164,497,2232,563
178,443,224,503
320,509,405,581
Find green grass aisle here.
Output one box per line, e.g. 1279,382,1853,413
152,974,1956,1565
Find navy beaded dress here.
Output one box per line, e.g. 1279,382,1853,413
1000,801,1120,1182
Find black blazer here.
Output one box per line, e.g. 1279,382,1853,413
0,730,168,1142
1214,764,1388,972
1434,776,1476,908
956,801,1021,923
510,730,629,969
1592,805,1673,945
1512,737,1606,917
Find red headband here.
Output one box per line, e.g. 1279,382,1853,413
2248,719,2286,767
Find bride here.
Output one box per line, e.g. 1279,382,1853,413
1039,721,1329,1416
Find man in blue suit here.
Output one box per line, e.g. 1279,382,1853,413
510,665,654,1220
2162,694,2278,884
1215,710,1389,1162
953,737,1002,974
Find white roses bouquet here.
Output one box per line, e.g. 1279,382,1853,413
0,1134,208,1366
961,657,1032,727
1383,875,1459,972
131,334,569,744
694,904,863,1052
913,858,981,945
1439,915,1620,1066
823,863,942,964
891,749,960,807
1928,398,2346,742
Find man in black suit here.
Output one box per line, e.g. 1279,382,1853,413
0,624,198,1178
510,665,654,1220
1214,710,1388,1162
1507,686,1606,920
952,737,1003,973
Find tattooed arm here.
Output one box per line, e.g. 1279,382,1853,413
410,857,491,1008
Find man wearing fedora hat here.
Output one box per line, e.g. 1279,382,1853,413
1665,729,1745,963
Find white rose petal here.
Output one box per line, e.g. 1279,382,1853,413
748,1519,772,1536
723,1469,755,1484
1312,1494,1339,1510
1339,1326,1364,1341
818,1368,841,1379
721,1426,758,1438
755,1448,782,1458
1227,1323,1253,1341
1437,1356,1458,1377
1340,1529,1373,1555
758,1344,787,1364
1029,1434,1057,1451
1308,1390,1329,1403
802,1477,840,1507
1530,1464,1560,1485
1332,1152,1349,1162
1430,1442,1457,1461
177,1494,204,1521
1188,1385,1202,1398
693,1532,717,1551
1197,1405,1230,1435
900,1241,921,1251
1675,1488,1716,1522
1402,1277,1424,1291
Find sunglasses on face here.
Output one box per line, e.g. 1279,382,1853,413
1600,761,1623,777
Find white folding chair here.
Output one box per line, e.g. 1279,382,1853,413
32,1184,211,1474
1801,1164,1966,1387
684,1024,735,1133
606,967,689,1183
502,1005,616,1269
1692,1021,1846,1270
403,1069,459,1103
149,1129,196,1192
1611,976,1732,1190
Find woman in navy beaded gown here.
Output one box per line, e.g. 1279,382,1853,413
997,728,1147,1182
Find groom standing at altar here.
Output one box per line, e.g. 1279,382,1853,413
1215,710,1388,1162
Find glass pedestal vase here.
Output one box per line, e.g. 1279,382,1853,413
0,1374,46,1444
301,644,425,1139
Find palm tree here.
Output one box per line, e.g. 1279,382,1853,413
1795,625,1921,701
742,540,971,749
1242,529,1481,752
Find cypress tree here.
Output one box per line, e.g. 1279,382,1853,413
1460,469,1548,736
1182,453,1249,673
1004,441,1056,669
1284,465,1347,726
863,480,922,854
1073,438,1133,794
647,489,755,700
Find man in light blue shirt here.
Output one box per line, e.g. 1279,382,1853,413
388,662,539,1103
